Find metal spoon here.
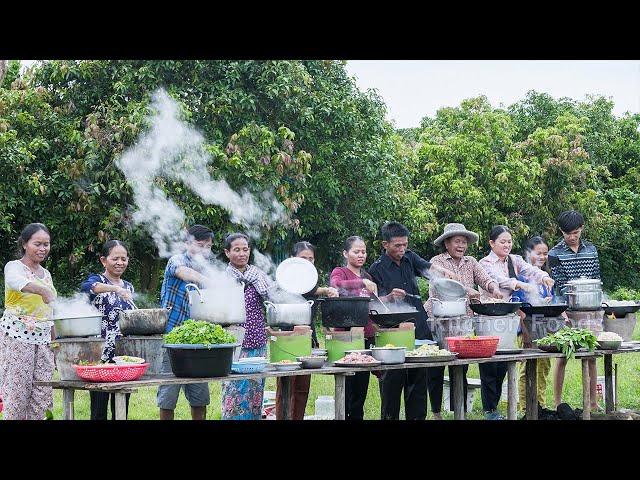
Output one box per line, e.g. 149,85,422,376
371,291,390,312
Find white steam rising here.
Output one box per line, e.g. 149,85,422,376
116,88,287,259
53,293,101,318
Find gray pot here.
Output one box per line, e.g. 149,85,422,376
53,315,102,338
265,300,314,327
371,347,406,364
185,283,246,325
432,297,467,317
563,278,604,310
118,308,168,335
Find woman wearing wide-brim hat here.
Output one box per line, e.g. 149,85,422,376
424,223,502,419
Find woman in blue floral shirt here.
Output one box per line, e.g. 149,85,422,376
80,240,136,420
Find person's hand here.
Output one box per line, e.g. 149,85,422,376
431,264,458,280
542,277,555,288
326,287,339,298
516,281,535,293
543,296,553,304
115,287,133,302
466,288,481,301
41,287,56,304
362,279,378,295
488,283,503,299
386,288,406,300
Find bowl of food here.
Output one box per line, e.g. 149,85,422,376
296,356,327,369
596,332,623,350
334,352,381,367
405,344,458,362
371,345,406,364
112,355,146,365
270,360,302,371
344,349,372,356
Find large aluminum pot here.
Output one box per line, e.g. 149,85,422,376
118,308,168,335
432,297,467,317
53,315,102,338
563,278,603,310
473,313,520,349
264,300,314,327
185,283,246,325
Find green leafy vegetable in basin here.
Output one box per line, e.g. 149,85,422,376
535,327,597,359
164,319,237,345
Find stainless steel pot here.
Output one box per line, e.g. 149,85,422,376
432,297,467,317
371,347,406,364
185,283,246,325
118,308,168,335
264,300,314,327
563,279,604,310
53,315,102,338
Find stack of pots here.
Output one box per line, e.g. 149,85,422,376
429,279,473,349
562,278,605,332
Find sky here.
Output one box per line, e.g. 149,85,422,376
19,60,640,130
345,60,640,129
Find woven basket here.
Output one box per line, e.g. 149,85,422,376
446,336,499,358
73,363,149,382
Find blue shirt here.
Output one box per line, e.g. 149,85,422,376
161,253,203,333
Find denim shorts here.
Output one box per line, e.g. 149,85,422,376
156,350,210,409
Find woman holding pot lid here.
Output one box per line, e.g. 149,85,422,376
275,241,338,420
424,223,502,419
221,232,276,420
0,223,57,420
478,225,554,420
80,239,135,420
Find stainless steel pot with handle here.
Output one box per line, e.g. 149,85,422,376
432,297,467,317
185,283,246,325
562,278,604,310
264,300,314,327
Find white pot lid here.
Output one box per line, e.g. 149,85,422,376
431,278,466,299
567,278,602,285
275,257,318,295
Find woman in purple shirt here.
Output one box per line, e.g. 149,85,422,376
220,232,274,420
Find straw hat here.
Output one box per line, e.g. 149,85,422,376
433,223,479,247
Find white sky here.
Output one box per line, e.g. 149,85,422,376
346,60,640,129
20,60,640,130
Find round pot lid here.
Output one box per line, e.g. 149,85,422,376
431,278,466,299
566,278,602,285
275,257,318,295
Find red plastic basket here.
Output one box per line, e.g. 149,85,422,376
73,363,149,382
446,336,500,358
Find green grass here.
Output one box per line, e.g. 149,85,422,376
45,321,640,420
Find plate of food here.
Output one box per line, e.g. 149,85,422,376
333,352,381,367
112,355,146,365
405,344,458,363
270,360,302,371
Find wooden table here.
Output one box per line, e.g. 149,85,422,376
598,345,640,414
37,350,602,420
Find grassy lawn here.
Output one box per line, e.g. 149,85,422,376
44,321,640,420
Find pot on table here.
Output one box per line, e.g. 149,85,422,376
562,278,603,310
432,297,467,317
264,300,314,327
185,283,246,325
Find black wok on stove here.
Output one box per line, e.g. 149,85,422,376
602,302,640,317
470,301,522,316
519,302,569,317
369,309,417,328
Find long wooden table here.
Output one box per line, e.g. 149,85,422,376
597,344,640,414
38,349,605,421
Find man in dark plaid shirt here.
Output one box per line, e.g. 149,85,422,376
157,224,213,420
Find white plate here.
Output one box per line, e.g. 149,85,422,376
238,357,267,364
275,257,318,295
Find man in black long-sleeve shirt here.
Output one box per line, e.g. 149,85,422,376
368,221,455,420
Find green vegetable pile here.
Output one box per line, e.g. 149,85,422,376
608,287,640,301
164,319,237,346
535,327,597,359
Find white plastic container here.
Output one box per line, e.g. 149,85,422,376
314,395,335,419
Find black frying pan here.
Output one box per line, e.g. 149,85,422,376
470,302,522,316
602,302,640,317
369,310,417,328
520,302,569,317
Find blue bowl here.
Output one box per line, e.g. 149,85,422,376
231,361,268,374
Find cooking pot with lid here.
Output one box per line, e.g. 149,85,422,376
264,300,314,327
185,283,246,325
432,297,467,317
562,278,604,311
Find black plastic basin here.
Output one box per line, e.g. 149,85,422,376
164,343,239,378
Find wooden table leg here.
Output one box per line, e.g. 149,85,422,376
582,359,591,420
507,361,517,420
604,354,614,414
451,365,465,420
62,389,74,420
279,376,292,421
114,392,127,420
334,374,346,420
525,359,538,420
